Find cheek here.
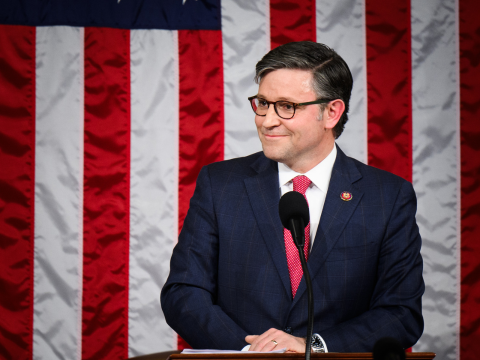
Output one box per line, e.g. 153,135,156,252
297,122,323,144
309,127,324,143
254,116,263,128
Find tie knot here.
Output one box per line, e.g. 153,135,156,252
292,175,311,196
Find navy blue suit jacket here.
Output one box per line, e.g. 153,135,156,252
161,146,424,352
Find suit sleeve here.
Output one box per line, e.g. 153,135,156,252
320,180,425,352
161,166,249,350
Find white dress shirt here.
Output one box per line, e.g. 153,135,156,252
278,145,337,249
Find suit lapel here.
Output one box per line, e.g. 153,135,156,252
244,155,292,297
291,147,364,306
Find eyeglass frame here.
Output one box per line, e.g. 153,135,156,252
247,95,335,120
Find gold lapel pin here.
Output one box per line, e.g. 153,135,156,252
340,191,352,201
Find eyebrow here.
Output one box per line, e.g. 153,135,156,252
256,94,297,102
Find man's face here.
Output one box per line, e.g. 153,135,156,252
255,68,332,172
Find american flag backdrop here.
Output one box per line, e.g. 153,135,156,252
0,0,479,359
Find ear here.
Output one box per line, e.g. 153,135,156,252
322,99,345,130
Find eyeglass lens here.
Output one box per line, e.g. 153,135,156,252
251,98,295,119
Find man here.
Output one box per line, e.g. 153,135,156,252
161,41,424,353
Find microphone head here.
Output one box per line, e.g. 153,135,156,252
279,191,310,231
373,337,405,360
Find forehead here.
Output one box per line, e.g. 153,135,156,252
258,68,314,100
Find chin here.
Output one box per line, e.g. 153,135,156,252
262,146,289,164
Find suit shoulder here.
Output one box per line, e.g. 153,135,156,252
349,157,409,186
204,151,265,177
339,155,418,217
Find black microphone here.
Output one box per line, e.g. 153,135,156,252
279,191,313,360
279,191,310,248
373,337,406,360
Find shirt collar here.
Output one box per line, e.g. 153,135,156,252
278,145,337,193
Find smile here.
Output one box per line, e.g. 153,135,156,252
263,134,288,138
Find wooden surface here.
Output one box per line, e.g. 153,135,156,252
168,352,435,360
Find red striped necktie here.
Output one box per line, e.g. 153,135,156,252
284,175,312,298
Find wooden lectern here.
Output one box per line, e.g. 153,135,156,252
127,351,435,360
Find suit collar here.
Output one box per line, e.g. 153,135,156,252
245,153,292,297
249,151,277,174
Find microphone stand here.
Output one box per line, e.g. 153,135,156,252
289,218,314,360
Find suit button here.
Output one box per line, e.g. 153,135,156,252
284,327,292,334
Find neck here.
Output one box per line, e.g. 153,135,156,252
286,141,335,174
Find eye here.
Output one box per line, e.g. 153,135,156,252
257,98,268,108
277,101,294,111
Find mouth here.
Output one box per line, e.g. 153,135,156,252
263,133,288,138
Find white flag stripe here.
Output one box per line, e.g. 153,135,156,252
411,1,459,358
316,0,368,163
129,29,178,356
222,0,268,160
33,26,84,360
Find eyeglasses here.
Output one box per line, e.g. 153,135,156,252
248,96,334,120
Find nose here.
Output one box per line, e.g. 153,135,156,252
261,103,282,128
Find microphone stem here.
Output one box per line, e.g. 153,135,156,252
297,245,313,360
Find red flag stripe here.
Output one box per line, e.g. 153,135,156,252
177,29,225,350
177,29,225,234
366,0,412,182
270,0,316,49
0,25,36,360
82,27,131,360
459,0,480,358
